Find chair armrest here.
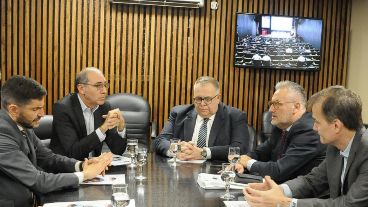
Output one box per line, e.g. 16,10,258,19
150,121,157,138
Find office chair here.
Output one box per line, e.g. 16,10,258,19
247,124,257,151
34,115,53,147
258,111,272,145
106,93,157,149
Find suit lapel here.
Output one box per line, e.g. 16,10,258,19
71,94,88,136
24,130,37,165
183,109,197,142
330,150,343,197
208,104,224,147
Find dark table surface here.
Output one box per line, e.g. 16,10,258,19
41,154,246,207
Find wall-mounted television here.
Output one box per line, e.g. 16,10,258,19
234,13,323,71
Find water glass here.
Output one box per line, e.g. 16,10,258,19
135,148,148,180
170,138,181,166
111,184,130,207
228,147,240,165
220,163,235,200
127,139,138,168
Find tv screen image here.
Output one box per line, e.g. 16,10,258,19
234,13,323,71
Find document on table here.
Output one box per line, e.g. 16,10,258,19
111,155,131,166
81,174,125,185
223,201,250,207
43,199,135,207
197,173,248,190
168,158,206,164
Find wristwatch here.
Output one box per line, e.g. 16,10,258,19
200,148,207,159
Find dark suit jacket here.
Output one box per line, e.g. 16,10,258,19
248,112,326,183
286,128,368,207
0,110,79,207
50,93,127,160
154,103,250,161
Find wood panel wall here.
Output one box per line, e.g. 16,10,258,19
0,0,351,132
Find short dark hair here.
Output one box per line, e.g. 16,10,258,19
1,76,47,110
308,85,363,131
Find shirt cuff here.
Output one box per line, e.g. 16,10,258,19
75,161,82,172
74,172,84,184
280,184,293,198
117,128,126,138
166,149,176,157
96,128,106,142
204,147,211,159
289,198,298,207
247,159,257,171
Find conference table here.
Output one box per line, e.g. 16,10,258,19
41,153,246,207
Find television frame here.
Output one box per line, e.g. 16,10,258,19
234,13,323,71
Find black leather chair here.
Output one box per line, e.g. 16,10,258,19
106,93,156,148
247,124,257,151
34,115,53,147
258,111,272,145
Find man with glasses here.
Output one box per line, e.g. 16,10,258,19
154,76,249,161
235,81,326,183
50,67,127,160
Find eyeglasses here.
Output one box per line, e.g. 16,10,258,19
82,82,109,90
193,94,219,105
268,100,295,109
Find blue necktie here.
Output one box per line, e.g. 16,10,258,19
197,118,209,148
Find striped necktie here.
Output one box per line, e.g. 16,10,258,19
197,118,209,148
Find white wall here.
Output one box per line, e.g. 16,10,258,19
347,0,368,123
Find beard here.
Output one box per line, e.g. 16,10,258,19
17,113,40,129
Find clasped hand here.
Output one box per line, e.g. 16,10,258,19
172,141,203,160
82,152,113,181
100,108,125,133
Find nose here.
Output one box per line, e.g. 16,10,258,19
39,108,45,117
269,105,275,112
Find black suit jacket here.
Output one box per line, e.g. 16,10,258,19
154,103,250,161
248,112,326,183
0,110,79,207
50,93,127,160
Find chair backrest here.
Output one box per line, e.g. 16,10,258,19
247,124,257,151
259,111,272,143
34,115,53,147
106,93,151,146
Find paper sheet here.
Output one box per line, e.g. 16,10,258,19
43,199,135,207
81,174,125,185
197,173,247,190
111,155,131,166
168,158,206,164
223,201,250,207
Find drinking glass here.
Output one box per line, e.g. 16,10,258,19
111,184,130,207
228,147,240,166
220,163,236,199
127,139,138,168
170,138,181,167
135,148,148,180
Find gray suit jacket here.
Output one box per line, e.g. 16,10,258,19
0,110,79,207
154,103,249,161
285,128,368,207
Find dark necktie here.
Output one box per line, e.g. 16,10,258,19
278,130,287,159
197,118,209,148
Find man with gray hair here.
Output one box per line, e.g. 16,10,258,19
50,67,127,160
235,80,326,183
154,76,250,161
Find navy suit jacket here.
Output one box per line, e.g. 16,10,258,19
50,93,127,160
248,112,326,183
154,103,250,161
0,110,79,207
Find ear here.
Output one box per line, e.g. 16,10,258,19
77,84,85,94
334,119,343,133
7,104,19,117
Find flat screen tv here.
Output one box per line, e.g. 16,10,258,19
234,13,323,71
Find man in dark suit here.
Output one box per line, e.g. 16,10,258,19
50,67,127,160
154,76,249,161
0,76,112,207
244,86,368,207
235,81,326,183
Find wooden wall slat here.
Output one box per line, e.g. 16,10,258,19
1,0,352,132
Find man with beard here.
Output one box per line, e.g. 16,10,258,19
0,76,112,207
50,67,127,160
235,81,326,183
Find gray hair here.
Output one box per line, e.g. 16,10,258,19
75,67,103,92
194,76,220,94
275,80,307,107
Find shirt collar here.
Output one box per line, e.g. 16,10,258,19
197,114,216,122
340,133,355,158
77,94,99,112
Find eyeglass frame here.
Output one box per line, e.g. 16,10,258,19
81,82,109,90
193,94,219,105
268,100,296,109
